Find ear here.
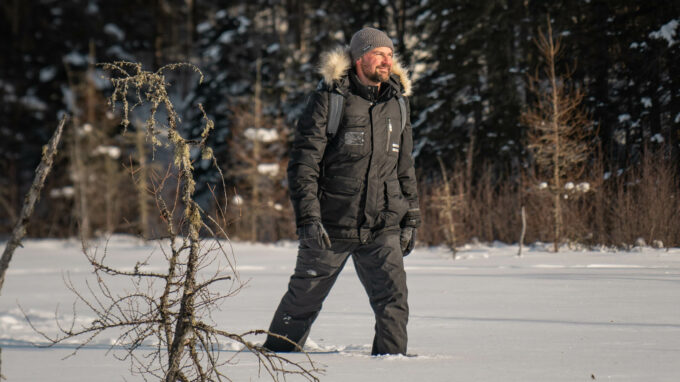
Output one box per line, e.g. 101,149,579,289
354,57,362,72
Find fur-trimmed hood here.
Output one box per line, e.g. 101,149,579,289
318,47,412,97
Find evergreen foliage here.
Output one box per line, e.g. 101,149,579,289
1,1,679,244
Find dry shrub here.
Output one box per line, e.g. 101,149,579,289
420,162,524,246
606,148,679,248
419,148,680,249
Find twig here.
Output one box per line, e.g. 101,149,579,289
518,206,526,257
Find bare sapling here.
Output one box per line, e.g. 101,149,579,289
22,62,321,381
518,206,527,257
521,17,592,252
0,115,67,294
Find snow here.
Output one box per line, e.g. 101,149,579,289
20,95,48,111
204,45,221,60
218,30,235,44
413,100,444,127
63,51,88,66
650,133,664,143
267,43,280,53
649,19,678,47
93,145,122,159
49,186,75,199
237,16,251,34
257,163,280,176
61,85,76,112
1,237,679,381
39,66,57,82
103,23,125,41
244,127,279,143
86,1,99,14
640,97,652,108
415,10,432,25
196,21,212,34
577,182,591,192
432,73,455,85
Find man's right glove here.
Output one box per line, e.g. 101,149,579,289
297,219,331,250
400,227,416,256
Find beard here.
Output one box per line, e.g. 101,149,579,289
361,60,391,83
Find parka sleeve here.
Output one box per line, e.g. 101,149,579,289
397,96,421,228
287,90,329,227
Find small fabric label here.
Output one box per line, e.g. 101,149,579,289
344,131,365,146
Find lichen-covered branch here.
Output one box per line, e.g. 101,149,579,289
0,115,67,293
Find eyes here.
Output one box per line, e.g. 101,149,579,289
371,51,393,60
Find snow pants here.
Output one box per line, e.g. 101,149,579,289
263,231,408,355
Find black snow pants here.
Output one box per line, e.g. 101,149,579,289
263,231,408,355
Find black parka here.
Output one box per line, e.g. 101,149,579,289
288,48,420,243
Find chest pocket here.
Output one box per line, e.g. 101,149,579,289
337,115,370,158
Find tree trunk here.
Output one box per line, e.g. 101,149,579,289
438,157,457,258
250,56,263,242
136,128,150,239
547,19,561,253
72,118,91,240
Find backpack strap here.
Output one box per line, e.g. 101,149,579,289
327,92,345,138
397,94,407,133
317,79,345,139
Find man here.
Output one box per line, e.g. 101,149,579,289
263,27,421,356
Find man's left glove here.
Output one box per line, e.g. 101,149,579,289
400,227,416,256
297,219,332,250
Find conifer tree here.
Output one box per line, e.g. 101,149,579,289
522,18,591,252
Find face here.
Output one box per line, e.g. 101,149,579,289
357,46,393,84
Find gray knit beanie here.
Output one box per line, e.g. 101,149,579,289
349,27,394,61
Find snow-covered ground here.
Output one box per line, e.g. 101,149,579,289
1,236,679,381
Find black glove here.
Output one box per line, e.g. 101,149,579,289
402,208,421,228
297,220,331,250
400,227,416,256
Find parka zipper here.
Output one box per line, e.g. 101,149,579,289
386,118,393,153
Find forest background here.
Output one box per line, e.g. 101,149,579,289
1,0,679,248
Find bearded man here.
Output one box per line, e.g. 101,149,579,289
263,27,421,356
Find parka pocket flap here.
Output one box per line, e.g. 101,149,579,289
385,179,403,196
343,115,369,127
320,175,361,195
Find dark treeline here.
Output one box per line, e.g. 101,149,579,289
1,1,678,246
